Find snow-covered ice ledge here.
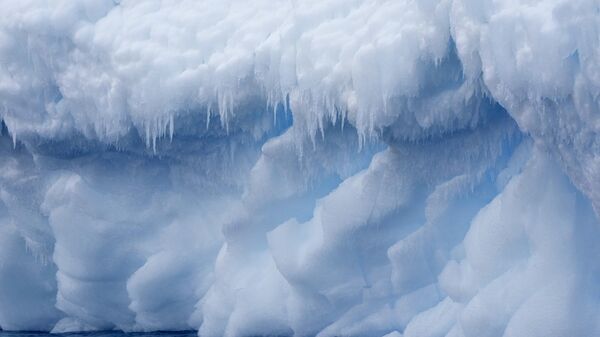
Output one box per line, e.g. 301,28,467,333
0,0,599,336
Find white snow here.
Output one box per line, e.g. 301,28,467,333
0,0,599,336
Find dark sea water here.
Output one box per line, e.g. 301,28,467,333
0,332,198,337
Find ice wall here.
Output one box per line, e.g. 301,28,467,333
0,0,599,336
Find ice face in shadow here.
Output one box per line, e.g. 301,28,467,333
0,0,600,336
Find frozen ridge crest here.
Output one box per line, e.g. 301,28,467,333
0,0,599,337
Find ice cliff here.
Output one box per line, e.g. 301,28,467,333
0,0,599,336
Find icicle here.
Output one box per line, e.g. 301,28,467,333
152,120,157,154
218,91,232,134
169,114,174,142
319,116,325,141
284,92,290,114
207,103,212,129
357,130,365,152
218,91,224,129
145,122,151,148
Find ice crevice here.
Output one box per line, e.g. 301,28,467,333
1,0,600,336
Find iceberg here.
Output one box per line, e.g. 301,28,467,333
0,0,599,336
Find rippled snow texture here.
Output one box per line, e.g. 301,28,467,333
0,0,600,337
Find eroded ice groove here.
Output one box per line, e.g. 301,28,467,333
1,0,600,336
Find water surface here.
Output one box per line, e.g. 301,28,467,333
0,332,197,337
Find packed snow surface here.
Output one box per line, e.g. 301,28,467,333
1,0,600,336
